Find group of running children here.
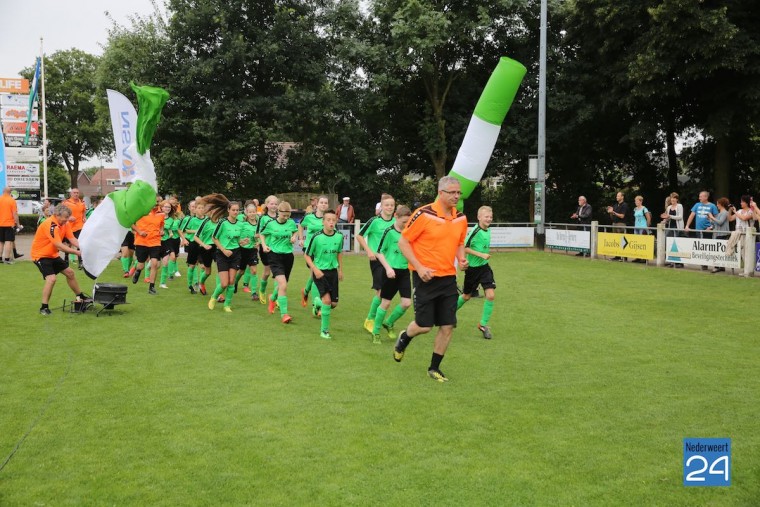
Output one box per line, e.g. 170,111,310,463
117,192,497,341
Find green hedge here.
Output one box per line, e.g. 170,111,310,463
19,214,40,233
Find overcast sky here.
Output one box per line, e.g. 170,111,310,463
0,0,160,77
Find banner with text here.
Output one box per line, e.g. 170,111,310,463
666,237,741,268
0,78,29,94
2,121,38,136
107,89,139,183
1,106,37,122
597,232,655,260
546,228,590,252
755,243,760,272
486,226,535,247
0,94,30,107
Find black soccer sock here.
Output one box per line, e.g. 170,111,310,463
397,330,414,351
430,353,444,371
40,303,49,310
149,282,155,289
78,293,87,299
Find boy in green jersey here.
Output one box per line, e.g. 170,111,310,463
304,210,344,339
371,205,412,344
356,193,395,334
236,202,260,299
256,195,279,304
178,199,203,294
298,195,329,307
259,201,298,323
457,206,496,339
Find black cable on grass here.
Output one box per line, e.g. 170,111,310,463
0,350,72,474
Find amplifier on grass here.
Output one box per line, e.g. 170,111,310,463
93,283,128,309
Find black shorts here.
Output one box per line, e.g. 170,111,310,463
34,257,69,279
135,245,162,263
412,273,458,328
314,268,339,303
73,229,82,239
462,264,497,294
259,245,270,266
160,239,173,257
369,259,384,290
239,247,259,269
199,245,216,268
380,268,412,301
167,237,181,255
215,248,241,272
0,226,16,242
268,252,294,280
185,241,200,265
121,231,135,249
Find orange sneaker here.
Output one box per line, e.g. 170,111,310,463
281,314,292,324
268,296,277,314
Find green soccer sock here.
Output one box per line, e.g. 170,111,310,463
249,274,258,293
212,283,224,299
279,296,288,316
120,256,131,272
320,303,331,332
366,295,381,320
224,285,235,307
260,278,268,295
481,300,494,326
131,257,138,269
273,280,279,297
160,266,168,284
144,264,151,278
215,274,222,292
242,270,250,285
200,270,209,284
373,307,387,335
385,305,407,326
187,266,196,287
235,271,243,285
457,295,466,310
304,276,314,297
170,260,178,275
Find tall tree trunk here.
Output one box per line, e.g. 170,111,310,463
713,135,731,198
665,114,679,191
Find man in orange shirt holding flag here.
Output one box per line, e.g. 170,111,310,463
32,204,91,315
393,176,469,382
63,188,87,267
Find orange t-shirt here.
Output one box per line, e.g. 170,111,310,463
402,200,467,277
32,216,75,260
0,194,18,227
63,198,87,232
133,210,164,247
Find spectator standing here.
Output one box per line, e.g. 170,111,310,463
337,197,355,224
707,198,730,273
606,191,630,261
63,188,87,268
0,187,20,264
685,191,718,270
305,197,317,214
661,192,684,268
726,195,756,255
570,195,592,256
631,196,651,263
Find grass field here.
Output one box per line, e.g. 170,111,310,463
1,252,758,505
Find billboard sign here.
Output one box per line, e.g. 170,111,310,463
0,78,29,94
1,106,37,122
0,94,30,107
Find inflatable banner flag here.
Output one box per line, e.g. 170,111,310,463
447,57,526,210
79,83,169,279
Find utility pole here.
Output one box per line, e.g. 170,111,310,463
536,0,547,250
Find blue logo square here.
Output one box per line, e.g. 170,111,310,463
683,438,731,486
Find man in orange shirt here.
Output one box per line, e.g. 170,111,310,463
131,199,164,295
32,204,91,315
63,188,87,267
0,186,20,264
393,176,469,382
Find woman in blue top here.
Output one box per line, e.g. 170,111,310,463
633,195,651,235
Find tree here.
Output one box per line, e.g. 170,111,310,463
43,165,71,197
24,50,110,190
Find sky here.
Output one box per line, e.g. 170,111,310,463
0,0,160,78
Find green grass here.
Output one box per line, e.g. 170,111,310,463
1,252,759,505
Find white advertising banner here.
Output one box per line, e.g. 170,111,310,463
1,106,37,122
4,146,39,161
107,89,138,183
0,94,30,107
4,135,39,147
486,226,535,247
666,237,741,268
6,162,40,188
546,228,590,252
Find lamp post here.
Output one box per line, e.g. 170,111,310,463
536,0,547,250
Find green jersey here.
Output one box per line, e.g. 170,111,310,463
213,218,242,250
300,212,325,244
465,225,491,267
162,216,179,241
256,213,277,236
376,224,407,270
305,230,344,270
260,218,298,254
238,219,259,250
196,218,217,246
359,215,394,252
181,215,203,242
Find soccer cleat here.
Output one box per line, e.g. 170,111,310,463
208,298,216,310
160,284,169,289
174,271,181,277
128,267,136,277
14,252,24,259
320,330,332,340
393,339,405,362
168,276,174,281
217,295,226,303
224,306,233,313
372,334,381,345
477,324,493,340
40,307,52,316
148,287,157,295
312,303,321,318
281,314,292,324
189,286,197,295
268,296,276,314
199,283,207,295
259,292,267,304
131,272,140,284
144,278,150,283
122,272,130,278
251,292,258,301
301,288,308,307
363,319,374,334
382,323,397,340
427,368,449,382
243,285,251,293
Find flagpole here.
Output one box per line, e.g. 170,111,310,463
40,37,48,198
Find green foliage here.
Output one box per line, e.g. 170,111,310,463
3,253,760,504
42,165,71,197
